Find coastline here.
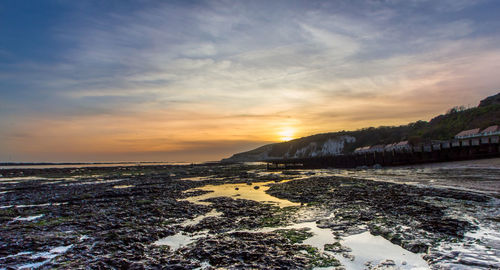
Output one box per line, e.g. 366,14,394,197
0,161,498,269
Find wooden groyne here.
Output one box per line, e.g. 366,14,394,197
266,137,500,169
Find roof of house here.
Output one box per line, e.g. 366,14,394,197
455,128,480,137
481,125,500,133
395,140,409,146
371,144,385,149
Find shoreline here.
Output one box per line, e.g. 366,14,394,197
0,164,498,269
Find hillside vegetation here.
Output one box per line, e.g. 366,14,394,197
222,92,500,162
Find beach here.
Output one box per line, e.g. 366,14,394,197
1,161,499,269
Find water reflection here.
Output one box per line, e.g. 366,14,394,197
338,232,428,270
246,221,428,270
153,231,207,250
112,185,134,189
184,181,300,208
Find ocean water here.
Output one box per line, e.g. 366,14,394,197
0,162,191,170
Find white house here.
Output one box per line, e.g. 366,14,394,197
354,146,372,154
394,141,411,152
455,128,480,139
370,145,385,153
384,143,397,151
480,125,500,136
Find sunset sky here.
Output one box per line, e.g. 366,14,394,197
1,0,500,162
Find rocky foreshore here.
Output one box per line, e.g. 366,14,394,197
0,164,498,269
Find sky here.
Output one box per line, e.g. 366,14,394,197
1,0,500,163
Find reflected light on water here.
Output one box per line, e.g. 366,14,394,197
184,181,300,208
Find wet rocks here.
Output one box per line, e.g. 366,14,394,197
419,216,477,237
268,177,488,238
166,231,340,269
317,218,357,232
275,228,313,244
404,240,430,254
1,164,496,269
324,242,351,253
380,259,395,266
267,176,495,268
0,165,220,268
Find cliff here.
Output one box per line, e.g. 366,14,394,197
222,92,500,163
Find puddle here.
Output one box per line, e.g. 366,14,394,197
250,221,337,251
0,202,67,209
59,179,125,186
112,185,134,189
182,209,222,226
247,221,428,270
0,176,48,181
46,245,73,254
12,214,44,222
338,232,428,269
184,181,299,208
1,245,73,270
181,176,209,181
0,251,32,260
154,209,224,250
153,231,208,250
181,176,224,182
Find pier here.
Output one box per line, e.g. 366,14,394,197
266,136,500,169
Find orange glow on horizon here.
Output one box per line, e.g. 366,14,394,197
278,127,296,141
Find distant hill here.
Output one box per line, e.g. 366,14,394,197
222,92,500,163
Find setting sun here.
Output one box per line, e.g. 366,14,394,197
278,128,296,141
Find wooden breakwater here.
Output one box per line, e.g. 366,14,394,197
266,138,500,169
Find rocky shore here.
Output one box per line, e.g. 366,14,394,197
0,164,498,269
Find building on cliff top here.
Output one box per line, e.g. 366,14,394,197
370,145,385,152
481,125,500,135
455,128,480,139
455,126,500,139
354,146,371,154
394,141,411,151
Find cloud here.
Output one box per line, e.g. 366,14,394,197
431,0,485,12
1,0,500,161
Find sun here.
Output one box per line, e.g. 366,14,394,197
278,128,295,141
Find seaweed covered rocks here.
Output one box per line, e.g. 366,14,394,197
267,176,496,265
